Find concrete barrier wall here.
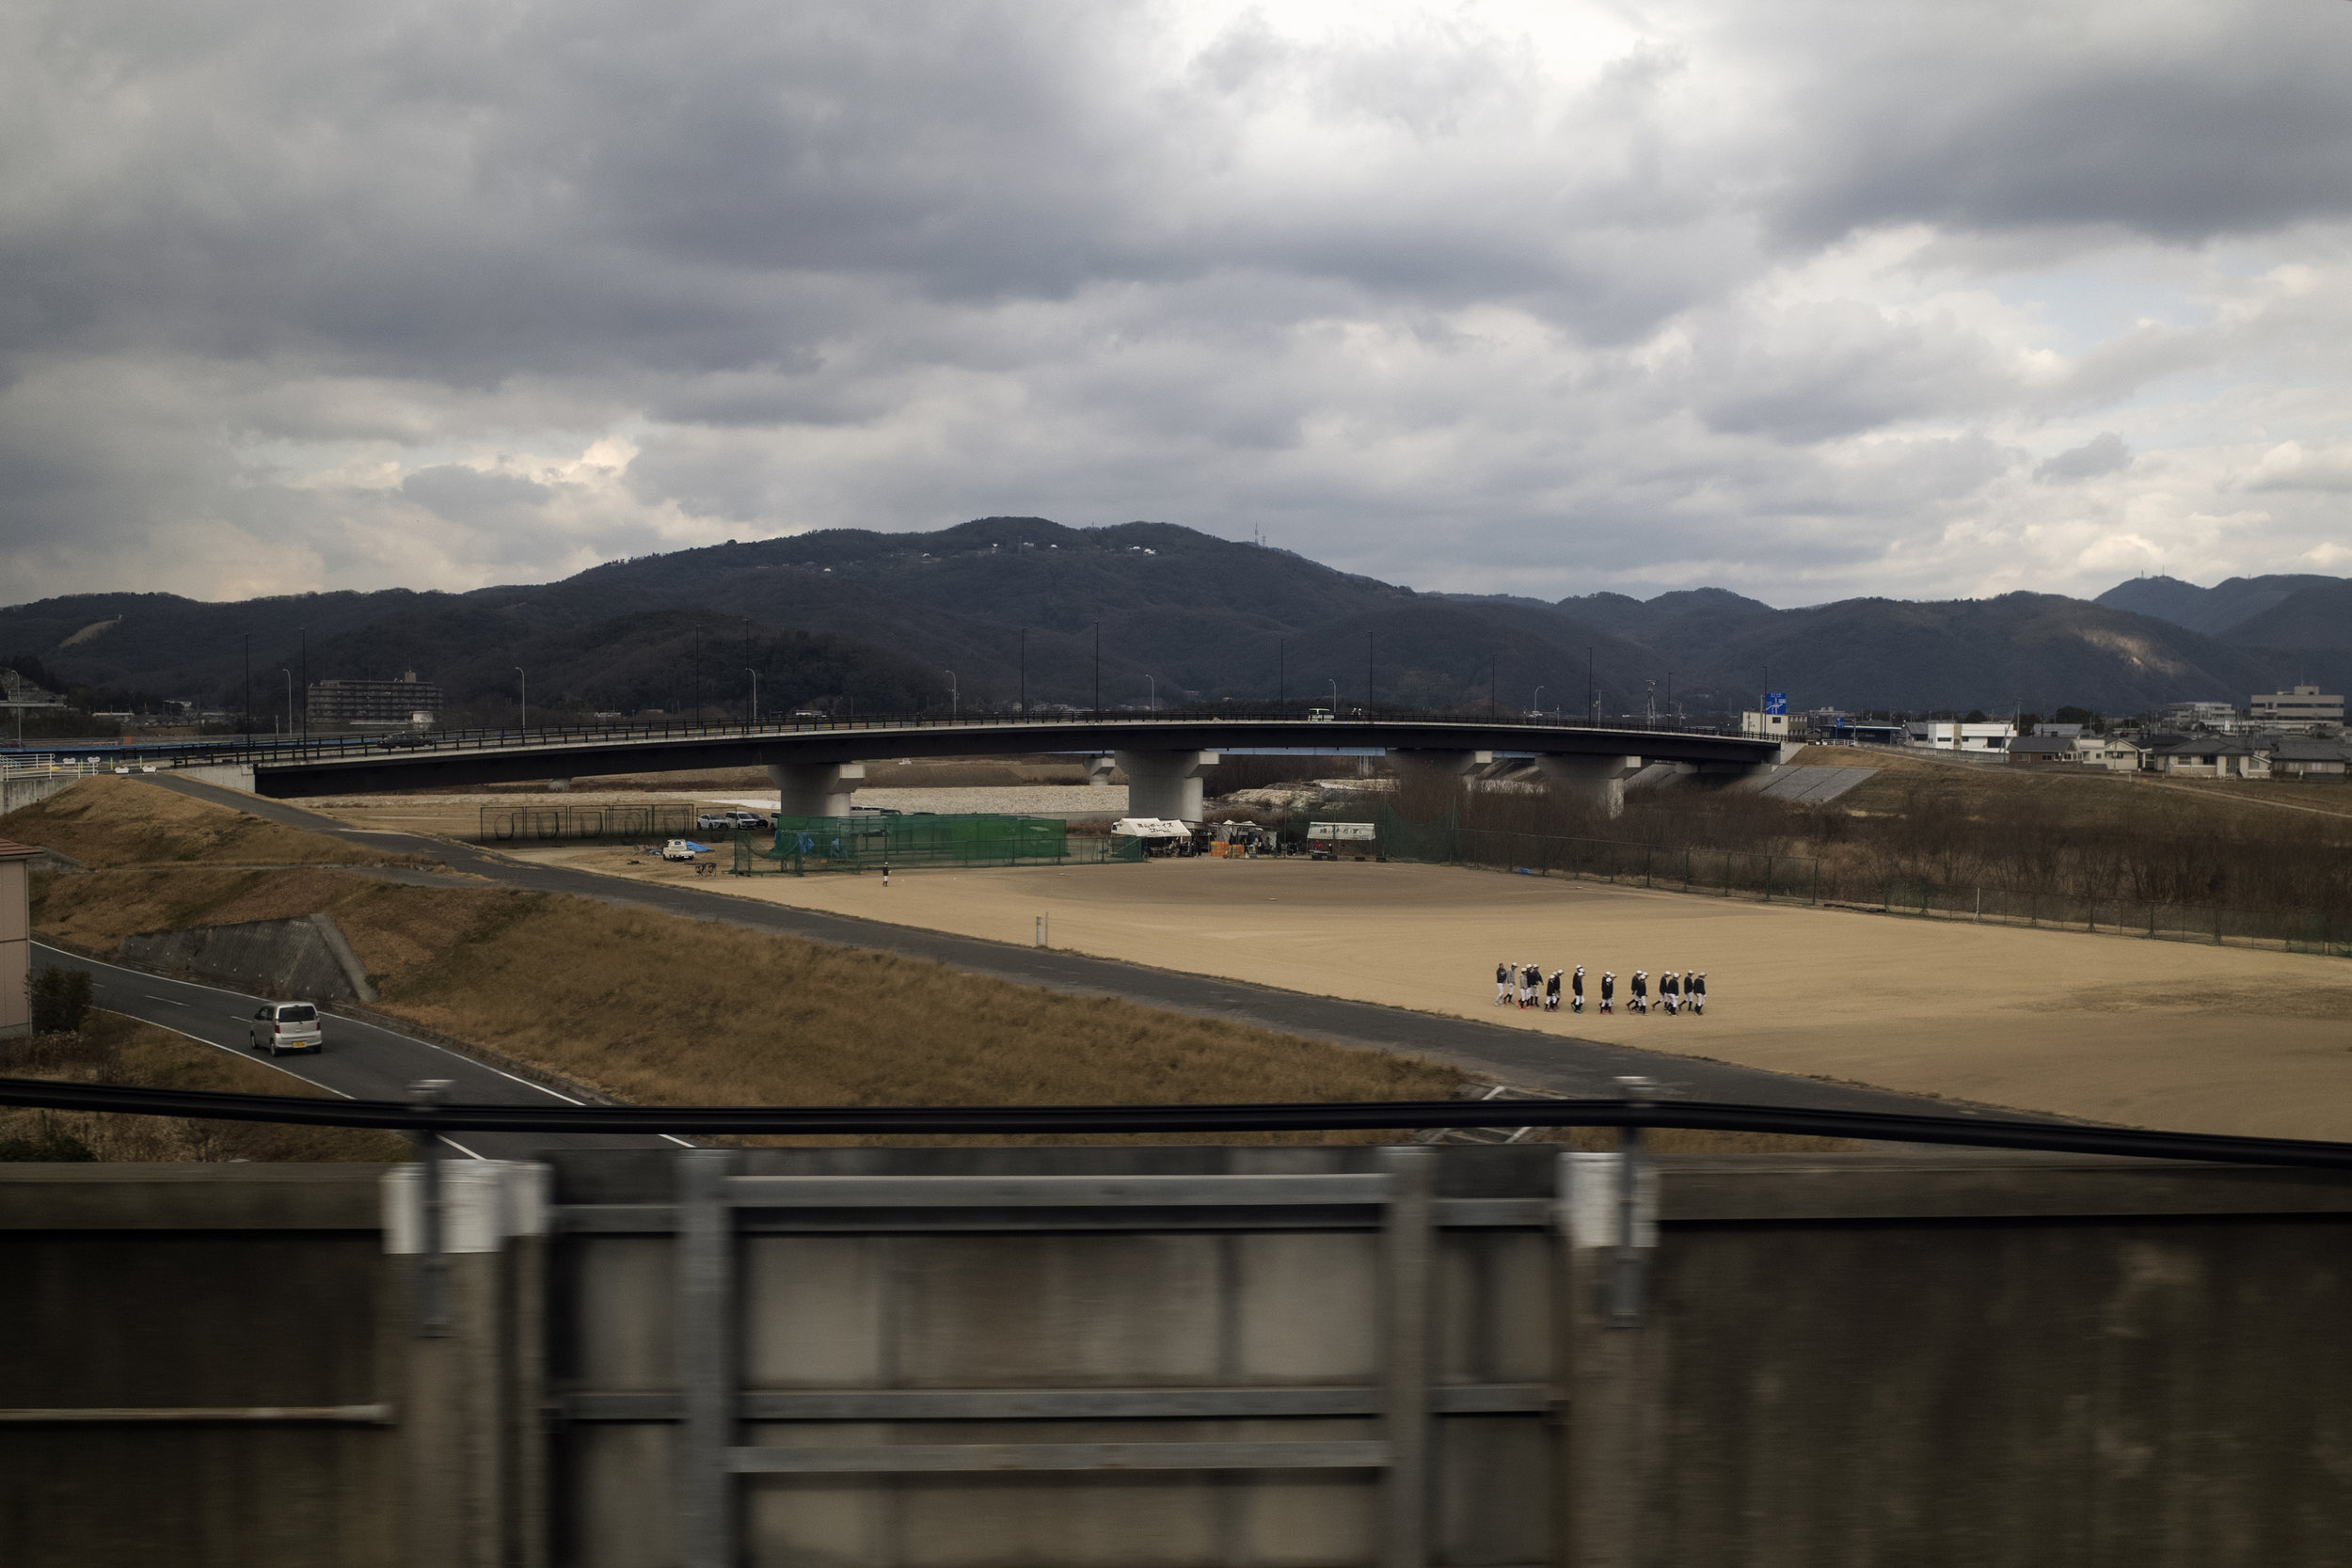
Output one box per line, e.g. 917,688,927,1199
5,1149,2352,1566
1,770,79,816
121,911,377,1002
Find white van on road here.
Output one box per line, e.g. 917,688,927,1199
247,1002,324,1055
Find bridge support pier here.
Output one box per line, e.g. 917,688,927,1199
1537,754,1645,819
767,762,865,819
1115,750,1218,823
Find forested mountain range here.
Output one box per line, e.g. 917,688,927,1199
3,518,2343,725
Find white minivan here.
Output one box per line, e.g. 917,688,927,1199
247,1002,324,1055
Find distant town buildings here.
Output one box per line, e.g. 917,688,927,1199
1904,721,2016,752
307,671,442,729
2249,686,2344,729
2159,700,2241,733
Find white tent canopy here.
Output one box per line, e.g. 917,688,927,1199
1110,816,1192,839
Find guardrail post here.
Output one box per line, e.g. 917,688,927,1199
409,1080,452,1338
1379,1146,1435,1568
676,1149,741,1568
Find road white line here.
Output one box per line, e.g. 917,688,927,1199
142,994,184,1006
99,1011,351,1097
42,943,588,1108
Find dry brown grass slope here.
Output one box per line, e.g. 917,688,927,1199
24,785,1463,1140
2,774,405,867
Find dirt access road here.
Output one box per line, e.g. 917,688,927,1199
525,847,2352,1142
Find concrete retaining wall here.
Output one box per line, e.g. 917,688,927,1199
1,771,79,816
4,1149,2351,1566
121,911,378,1002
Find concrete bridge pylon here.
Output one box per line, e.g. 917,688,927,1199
1115,749,1218,822
768,761,866,818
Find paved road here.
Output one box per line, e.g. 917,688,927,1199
34,940,683,1162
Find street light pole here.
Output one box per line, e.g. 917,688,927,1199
1093,622,1101,717
746,669,758,729
243,634,252,750
1278,640,1285,712
280,668,292,738
1147,674,1155,712
516,668,526,732
298,627,308,743
1533,686,1544,718
1019,629,1026,720
945,670,957,721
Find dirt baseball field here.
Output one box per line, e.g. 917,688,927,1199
513,846,2352,1141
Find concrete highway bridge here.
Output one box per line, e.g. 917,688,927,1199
176,713,1799,820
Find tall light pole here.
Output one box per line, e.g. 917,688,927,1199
1092,621,1101,716
1365,631,1374,719
945,670,957,721
1586,646,1596,724
1327,678,1338,712
298,627,308,743
1533,686,1545,718
1147,674,1155,712
516,667,526,732
279,668,292,738
1278,639,1285,712
746,668,758,729
1019,629,1027,720
243,634,252,750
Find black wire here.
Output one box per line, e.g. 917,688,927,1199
5,1076,2352,1169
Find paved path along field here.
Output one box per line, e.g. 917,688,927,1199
135,774,1994,1119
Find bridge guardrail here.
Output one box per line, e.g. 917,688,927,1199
164,709,1740,772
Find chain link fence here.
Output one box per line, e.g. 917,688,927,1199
1369,806,1820,904
736,814,1143,875
1877,878,2351,957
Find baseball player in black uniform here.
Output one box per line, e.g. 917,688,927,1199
1570,965,1584,1014
1495,961,1510,1006
1690,973,1705,1015
1661,969,1679,1016
1629,970,1647,1014
1598,971,1614,1013
1544,970,1562,1011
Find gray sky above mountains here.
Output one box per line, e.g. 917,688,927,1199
6,0,2351,609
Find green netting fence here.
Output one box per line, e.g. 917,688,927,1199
1880,879,2352,957
1367,806,1820,904
735,815,1145,875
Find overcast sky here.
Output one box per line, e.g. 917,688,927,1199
6,0,2352,610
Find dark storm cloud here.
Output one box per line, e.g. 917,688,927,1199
4,0,2351,608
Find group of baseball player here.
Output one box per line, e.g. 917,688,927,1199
1493,960,1705,1016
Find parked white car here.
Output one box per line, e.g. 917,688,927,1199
247,1002,324,1055
694,812,733,831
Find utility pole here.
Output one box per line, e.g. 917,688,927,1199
1278,640,1285,712
1093,621,1101,717
516,668,527,731
243,634,252,749
1019,628,1027,719
1586,646,1595,724
945,670,957,721
746,669,758,730
298,628,308,743
1366,631,1374,720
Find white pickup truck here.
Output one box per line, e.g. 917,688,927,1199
659,839,710,862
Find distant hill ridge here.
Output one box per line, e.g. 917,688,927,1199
3,519,2344,722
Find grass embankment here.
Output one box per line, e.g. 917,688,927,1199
0,1010,407,1163
14,779,1461,1143
7,773,406,867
